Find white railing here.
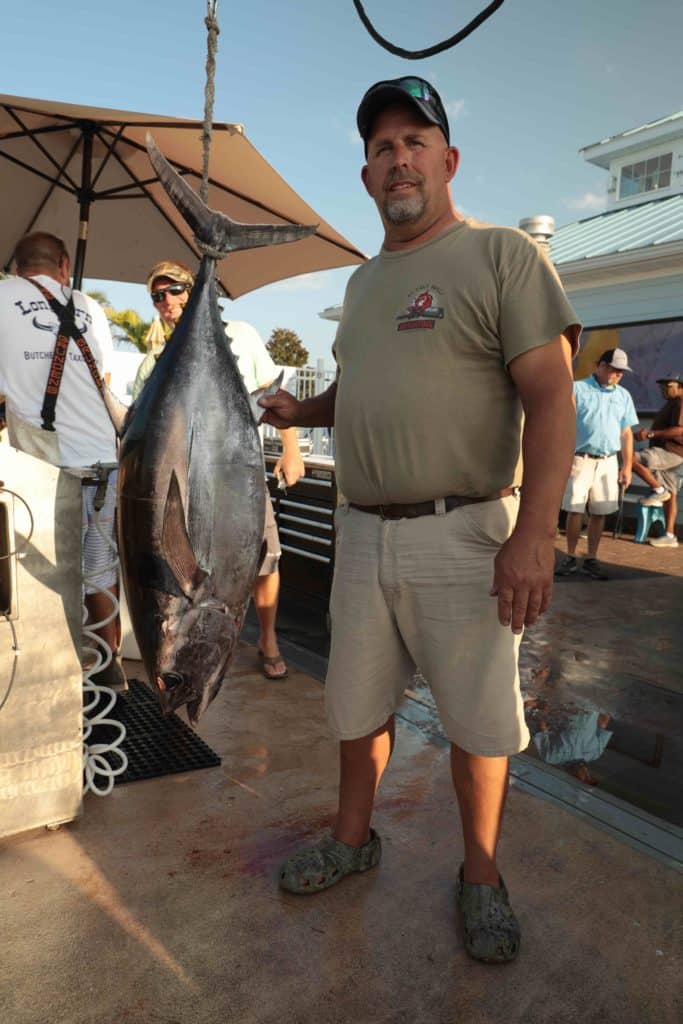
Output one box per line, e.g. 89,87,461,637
263,358,336,459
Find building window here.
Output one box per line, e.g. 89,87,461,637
619,152,672,199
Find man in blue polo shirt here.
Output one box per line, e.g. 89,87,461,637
557,348,639,579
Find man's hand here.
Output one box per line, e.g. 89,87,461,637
258,389,303,429
490,528,556,633
618,467,632,488
634,427,650,442
274,450,305,487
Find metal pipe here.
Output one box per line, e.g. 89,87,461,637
72,124,94,289
518,215,555,258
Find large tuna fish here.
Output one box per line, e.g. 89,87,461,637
116,135,314,724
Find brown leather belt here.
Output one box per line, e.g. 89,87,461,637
575,451,611,460
349,486,518,520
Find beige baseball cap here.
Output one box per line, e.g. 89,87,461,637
146,260,194,293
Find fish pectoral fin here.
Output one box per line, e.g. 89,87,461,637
249,370,285,424
146,133,317,258
103,384,130,437
162,470,207,598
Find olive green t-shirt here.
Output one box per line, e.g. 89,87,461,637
333,220,581,505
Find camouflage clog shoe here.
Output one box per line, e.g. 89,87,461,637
279,829,381,894
456,864,521,963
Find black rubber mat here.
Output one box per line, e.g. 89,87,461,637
89,678,221,785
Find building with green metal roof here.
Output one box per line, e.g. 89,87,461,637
549,110,683,411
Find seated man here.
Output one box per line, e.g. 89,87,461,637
134,261,304,677
0,232,124,687
632,373,683,548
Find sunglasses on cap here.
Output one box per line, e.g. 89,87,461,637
151,282,188,303
357,75,450,144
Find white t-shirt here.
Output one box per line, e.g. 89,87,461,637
225,319,278,392
0,274,117,468
224,320,279,444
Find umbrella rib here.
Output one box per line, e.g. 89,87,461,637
0,118,85,142
103,140,203,261
96,174,192,199
15,132,83,242
89,124,126,190
0,147,76,193
5,107,80,191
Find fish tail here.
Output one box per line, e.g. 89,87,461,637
146,133,317,258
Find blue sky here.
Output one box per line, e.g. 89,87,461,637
3,0,682,365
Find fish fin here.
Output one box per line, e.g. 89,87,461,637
103,384,130,437
161,470,208,598
249,370,284,424
146,133,317,257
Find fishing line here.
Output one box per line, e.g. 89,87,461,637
0,483,34,559
0,613,20,714
0,482,28,714
352,0,505,58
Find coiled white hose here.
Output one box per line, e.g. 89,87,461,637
80,466,128,796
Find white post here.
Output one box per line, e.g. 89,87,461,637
313,358,326,456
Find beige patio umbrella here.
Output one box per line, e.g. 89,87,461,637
0,93,365,292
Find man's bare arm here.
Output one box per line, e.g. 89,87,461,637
259,381,337,430
635,425,683,442
274,426,306,486
491,336,575,633
619,426,633,487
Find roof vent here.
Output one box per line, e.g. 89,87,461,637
518,215,555,256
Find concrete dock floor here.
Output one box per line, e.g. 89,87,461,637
1,632,681,1024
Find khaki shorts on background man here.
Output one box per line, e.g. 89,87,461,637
639,447,683,496
561,453,619,516
259,497,282,576
325,496,529,757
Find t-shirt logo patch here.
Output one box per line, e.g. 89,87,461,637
396,287,444,331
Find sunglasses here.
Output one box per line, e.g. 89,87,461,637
151,283,188,303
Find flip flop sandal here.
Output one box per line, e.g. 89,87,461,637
279,829,382,894
258,650,288,680
455,864,521,963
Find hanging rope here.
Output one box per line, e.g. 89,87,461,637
352,0,505,59
200,0,220,205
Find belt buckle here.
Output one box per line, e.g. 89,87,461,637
378,503,387,520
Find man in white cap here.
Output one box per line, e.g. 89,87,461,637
135,260,304,679
631,372,683,547
557,348,639,580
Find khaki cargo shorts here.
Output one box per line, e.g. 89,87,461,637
639,447,683,495
326,497,529,757
561,453,619,515
259,496,282,576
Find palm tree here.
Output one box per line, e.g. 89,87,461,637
107,308,155,353
86,290,153,353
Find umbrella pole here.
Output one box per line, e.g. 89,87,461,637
72,125,94,289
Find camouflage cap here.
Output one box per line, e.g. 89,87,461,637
146,260,194,293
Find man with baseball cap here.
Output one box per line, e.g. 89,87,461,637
557,348,639,579
134,259,305,678
131,261,195,397
630,373,683,547
260,75,581,963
